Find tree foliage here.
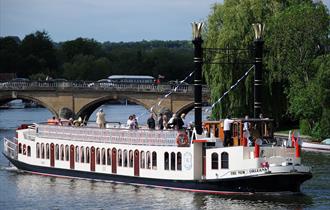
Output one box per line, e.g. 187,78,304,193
204,0,330,138
0,35,193,82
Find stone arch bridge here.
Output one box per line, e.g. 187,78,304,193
0,81,210,120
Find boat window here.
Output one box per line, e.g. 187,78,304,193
60,144,64,160
27,146,31,157
171,152,176,171
81,146,85,163
140,151,145,169
41,143,45,159
86,147,90,163
177,152,182,171
123,150,128,167
221,152,229,169
23,144,26,155
118,149,122,167
107,148,111,165
164,152,169,170
55,144,59,160
211,153,219,169
46,143,49,159
101,148,106,165
36,143,40,158
146,151,151,169
65,145,69,161
129,150,133,168
18,143,22,154
152,152,157,170
75,146,79,163
96,148,100,165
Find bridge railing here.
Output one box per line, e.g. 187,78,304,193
0,81,209,93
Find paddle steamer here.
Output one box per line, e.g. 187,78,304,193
2,23,312,194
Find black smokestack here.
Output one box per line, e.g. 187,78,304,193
192,22,203,134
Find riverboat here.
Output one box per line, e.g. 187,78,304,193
2,23,312,194
2,117,312,194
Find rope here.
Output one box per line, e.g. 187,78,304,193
204,65,255,113
137,71,195,119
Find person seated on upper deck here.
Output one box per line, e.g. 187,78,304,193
168,113,184,130
223,115,234,147
147,113,156,130
127,115,135,129
47,116,58,125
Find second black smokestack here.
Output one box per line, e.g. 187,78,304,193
192,22,203,134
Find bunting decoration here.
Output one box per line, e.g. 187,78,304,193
204,65,255,113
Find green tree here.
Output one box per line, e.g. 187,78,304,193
0,37,21,74
20,31,57,77
204,0,329,137
60,38,103,62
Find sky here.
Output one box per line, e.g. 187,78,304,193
0,0,329,43
0,0,218,42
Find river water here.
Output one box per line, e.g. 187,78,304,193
0,105,329,210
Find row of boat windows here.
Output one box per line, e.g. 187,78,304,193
18,143,31,156
211,152,229,169
35,143,183,171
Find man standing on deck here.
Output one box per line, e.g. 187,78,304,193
223,116,234,147
147,114,156,130
158,113,164,130
96,109,106,128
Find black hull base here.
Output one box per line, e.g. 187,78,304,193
4,154,312,194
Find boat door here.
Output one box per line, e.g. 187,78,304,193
134,150,139,176
50,143,55,167
91,146,95,171
112,148,117,174
70,145,75,169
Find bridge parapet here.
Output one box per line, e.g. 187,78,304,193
0,81,209,94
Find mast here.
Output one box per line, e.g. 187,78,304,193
192,22,203,134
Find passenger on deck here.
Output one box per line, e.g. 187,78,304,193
168,114,184,130
147,114,156,130
223,116,234,147
243,115,252,146
47,116,58,125
168,114,176,129
158,113,164,130
163,114,169,129
96,109,106,128
181,113,187,129
132,114,139,129
127,115,135,129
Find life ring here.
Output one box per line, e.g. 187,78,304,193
176,132,189,147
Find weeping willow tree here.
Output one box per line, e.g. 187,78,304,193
204,0,282,119
203,0,329,132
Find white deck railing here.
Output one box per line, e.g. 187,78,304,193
3,138,18,159
36,124,180,146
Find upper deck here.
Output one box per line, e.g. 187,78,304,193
34,124,185,146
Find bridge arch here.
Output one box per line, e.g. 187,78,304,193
0,94,58,117
76,94,154,121
175,102,195,116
